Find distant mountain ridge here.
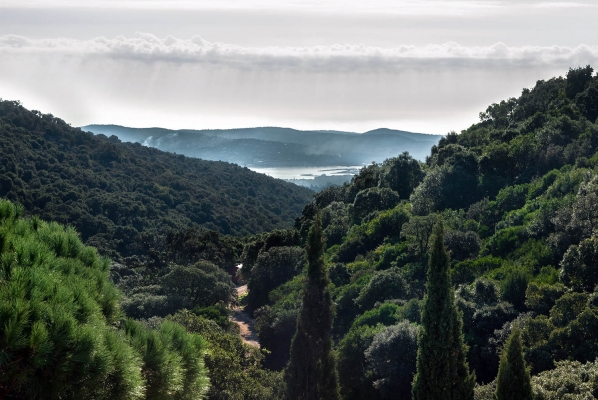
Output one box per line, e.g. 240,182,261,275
82,125,442,167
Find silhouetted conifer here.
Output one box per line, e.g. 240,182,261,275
412,220,475,400
284,213,341,400
494,325,533,400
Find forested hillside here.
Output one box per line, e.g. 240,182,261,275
3,66,598,399
239,66,598,398
0,100,313,257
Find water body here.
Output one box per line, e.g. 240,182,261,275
248,166,362,180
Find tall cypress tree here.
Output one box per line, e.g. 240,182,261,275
412,220,475,400
494,325,533,400
284,213,341,400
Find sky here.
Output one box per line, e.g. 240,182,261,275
1,1,598,135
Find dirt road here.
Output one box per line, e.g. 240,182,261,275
230,285,260,347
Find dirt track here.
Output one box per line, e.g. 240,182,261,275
230,285,260,347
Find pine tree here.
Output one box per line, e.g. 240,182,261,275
412,220,475,400
494,324,533,400
284,213,341,400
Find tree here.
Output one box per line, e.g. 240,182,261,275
494,325,533,400
412,220,475,400
350,187,400,222
284,213,341,400
380,151,425,199
565,65,594,99
365,321,419,399
401,214,437,264
246,246,305,311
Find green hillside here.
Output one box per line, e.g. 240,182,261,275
0,100,313,257
240,66,598,398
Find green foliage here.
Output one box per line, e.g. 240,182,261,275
412,146,479,214
482,226,526,258
494,325,533,400
124,319,209,400
192,303,233,330
451,257,504,286
246,246,305,312
352,302,403,329
168,310,284,400
337,205,409,263
118,259,237,320
350,187,400,223
284,213,341,400
337,324,384,400
379,151,425,199
365,321,419,399
565,65,594,100
412,220,475,400
0,200,208,399
401,214,437,263
456,279,517,383
525,282,566,315
162,261,236,310
532,359,598,399
445,230,482,261
253,275,304,370
500,269,530,311
322,201,350,246
549,292,588,327
355,267,409,309
560,235,598,291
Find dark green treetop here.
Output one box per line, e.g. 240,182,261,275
284,212,341,400
412,219,475,400
494,324,533,400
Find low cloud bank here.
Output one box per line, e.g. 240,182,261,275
2,33,598,71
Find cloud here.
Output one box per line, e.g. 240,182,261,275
2,33,598,72
533,2,597,8
0,1,504,15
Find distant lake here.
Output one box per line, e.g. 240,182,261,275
249,166,363,180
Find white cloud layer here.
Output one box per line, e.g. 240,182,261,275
1,33,596,135
2,33,598,72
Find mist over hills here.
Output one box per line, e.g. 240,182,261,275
82,125,442,168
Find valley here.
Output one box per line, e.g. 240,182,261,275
2,66,598,399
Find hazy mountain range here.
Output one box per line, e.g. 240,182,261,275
82,125,442,168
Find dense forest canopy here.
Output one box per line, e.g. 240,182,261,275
3,66,598,399
0,100,313,257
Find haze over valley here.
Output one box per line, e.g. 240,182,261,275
84,124,441,189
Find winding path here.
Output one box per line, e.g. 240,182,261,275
230,285,260,347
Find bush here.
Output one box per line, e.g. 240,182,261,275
532,359,598,399
365,321,419,399
501,269,530,311
355,267,409,309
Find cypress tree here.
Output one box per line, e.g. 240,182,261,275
412,220,475,400
494,325,533,400
284,213,341,400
